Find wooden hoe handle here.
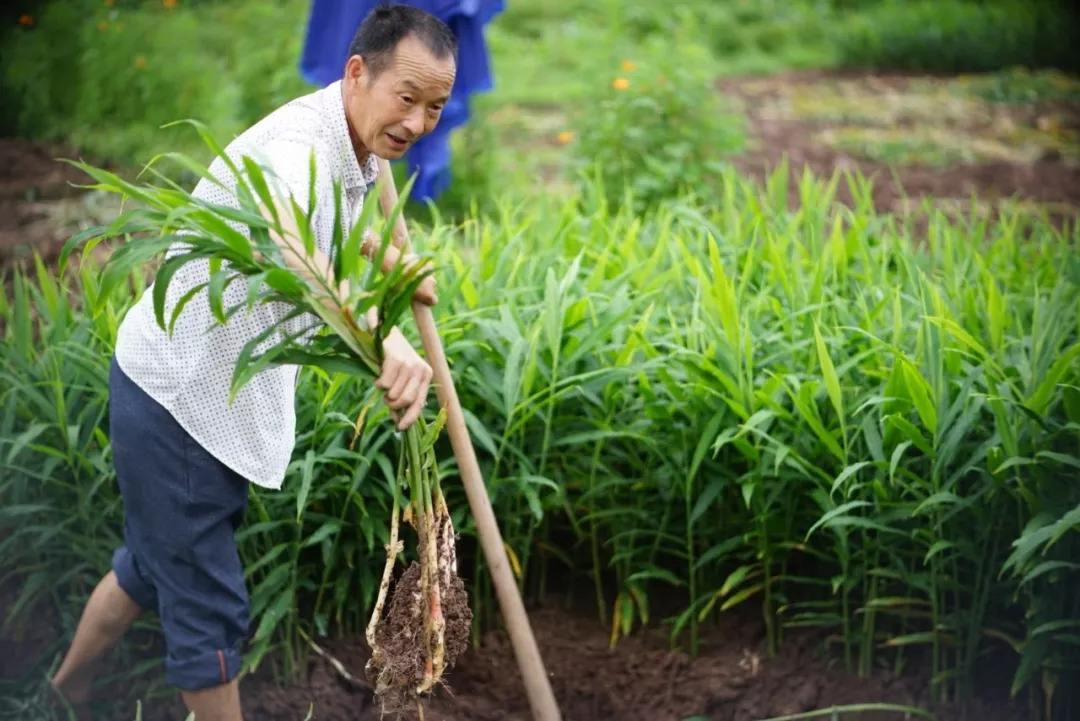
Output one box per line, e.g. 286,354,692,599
376,158,562,721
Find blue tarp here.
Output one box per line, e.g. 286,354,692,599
300,0,504,201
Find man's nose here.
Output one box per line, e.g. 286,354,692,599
402,107,424,138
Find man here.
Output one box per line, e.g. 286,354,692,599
300,0,504,201
49,6,456,720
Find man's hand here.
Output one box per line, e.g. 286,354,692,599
403,253,438,306
375,327,433,430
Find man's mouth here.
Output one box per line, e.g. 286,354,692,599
386,132,409,150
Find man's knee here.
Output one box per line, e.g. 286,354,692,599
98,571,144,631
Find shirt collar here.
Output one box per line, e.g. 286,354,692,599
322,80,381,192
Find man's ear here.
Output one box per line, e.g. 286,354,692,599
344,55,367,87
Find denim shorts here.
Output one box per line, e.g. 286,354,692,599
109,358,250,690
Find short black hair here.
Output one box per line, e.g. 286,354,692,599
348,4,457,79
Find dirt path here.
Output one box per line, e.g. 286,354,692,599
719,70,1080,221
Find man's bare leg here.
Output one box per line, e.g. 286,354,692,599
181,679,243,721
49,570,143,718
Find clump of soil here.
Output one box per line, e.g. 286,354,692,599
369,562,471,717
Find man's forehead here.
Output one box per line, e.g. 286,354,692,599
390,37,456,86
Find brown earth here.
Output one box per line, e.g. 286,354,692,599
111,604,1023,721
0,574,63,682
718,71,1080,222
0,137,89,266
0,579,1028,721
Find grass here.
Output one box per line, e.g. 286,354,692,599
1,0,311,164
961,67,1080,105
836,0,1080,74
4,166,1079,718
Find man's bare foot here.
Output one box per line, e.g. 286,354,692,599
49,674,94,721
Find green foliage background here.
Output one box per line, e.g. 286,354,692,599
1,1,1079,719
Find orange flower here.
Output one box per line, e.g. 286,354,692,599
18,14,34,26
97,20,109,32
612,77,630,91
163,0,177,8
620,60,637,72
556,130,574,145
134,55,147,70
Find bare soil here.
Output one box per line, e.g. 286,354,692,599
0,578,1028,721
126,605,1024,721
0,138,88,266
718,71,1080,222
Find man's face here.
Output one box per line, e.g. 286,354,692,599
343,35,456,160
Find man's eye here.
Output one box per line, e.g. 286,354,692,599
401,95,414,105
428,105,443,115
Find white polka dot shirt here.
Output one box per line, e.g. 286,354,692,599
115,81,380,489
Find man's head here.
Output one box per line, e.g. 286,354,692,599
342,4,457,161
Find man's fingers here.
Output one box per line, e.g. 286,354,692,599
386,365,412,402
395,366,432,429
375,359,400,390
387,372,421,410
377,328,432,430
397,395,424,430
